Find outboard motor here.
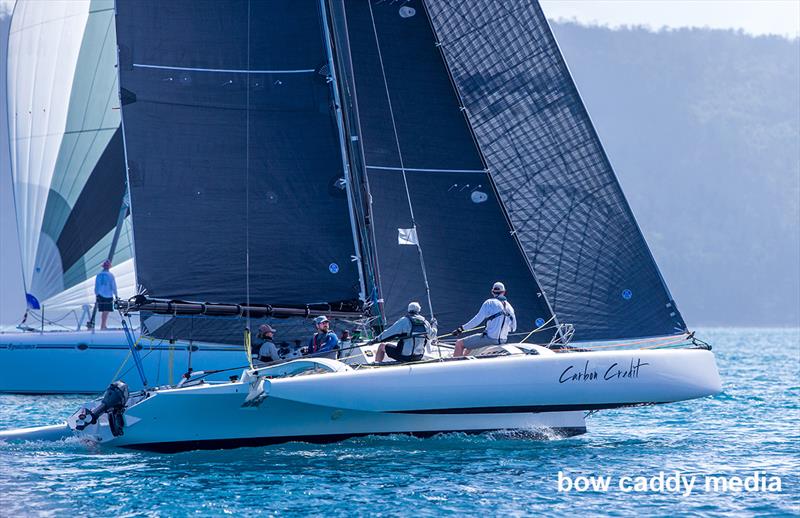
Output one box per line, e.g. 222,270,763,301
74,381,129,437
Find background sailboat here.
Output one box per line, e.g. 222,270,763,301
6,0,135,330
0,0,248,394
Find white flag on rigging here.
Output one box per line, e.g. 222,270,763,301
398,227,418,246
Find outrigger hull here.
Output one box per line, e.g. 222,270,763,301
11,345,720,453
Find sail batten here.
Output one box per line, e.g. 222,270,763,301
131,63,317,75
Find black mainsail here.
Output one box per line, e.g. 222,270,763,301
115,0,364,342
425,0,687,340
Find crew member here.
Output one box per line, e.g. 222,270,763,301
255,324,280,363
374,302,437,363
306,316,339,359
452,282,516,357
94,260,118,330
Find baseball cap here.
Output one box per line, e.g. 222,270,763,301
407,302,422,314
259,324,276,334
314,315,329,325
492,282,506,293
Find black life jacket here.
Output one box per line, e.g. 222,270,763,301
397,314,429,357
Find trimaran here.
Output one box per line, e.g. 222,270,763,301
0,0,721,452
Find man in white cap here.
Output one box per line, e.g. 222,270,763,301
452,282,516,357
255,324,280,363
305,315,339,358
374,302,437,363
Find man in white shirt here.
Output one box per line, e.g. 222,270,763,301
452,282,516,357
94,260,118,330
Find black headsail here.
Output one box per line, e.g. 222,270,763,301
425,1,688,340
327,1,555,336
115,0,364,343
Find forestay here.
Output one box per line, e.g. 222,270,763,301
425,0,688,340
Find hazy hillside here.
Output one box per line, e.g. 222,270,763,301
551,22,800,327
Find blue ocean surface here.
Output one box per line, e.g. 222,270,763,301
0,328,797,516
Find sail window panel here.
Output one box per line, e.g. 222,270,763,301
426,0,687,340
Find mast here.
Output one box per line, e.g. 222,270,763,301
323,0,385,328
318,0,366,304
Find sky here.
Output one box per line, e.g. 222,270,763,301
0,0,798,325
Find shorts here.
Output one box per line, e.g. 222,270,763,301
461,333,506,354
96,296,114,312
385,342,423,363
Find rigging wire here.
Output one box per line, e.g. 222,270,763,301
244,0,252,345
366,1,435,323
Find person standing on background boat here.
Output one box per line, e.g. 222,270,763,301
94,260,118,330
452,282,516,357
254,324,280,363
305,316,339,359
374,302,437,363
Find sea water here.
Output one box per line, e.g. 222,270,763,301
0,328,797,516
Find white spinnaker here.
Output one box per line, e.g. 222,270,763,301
8,0,90,296
7,0,135,325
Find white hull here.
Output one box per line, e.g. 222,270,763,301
0,330,248,393
35,345,722,452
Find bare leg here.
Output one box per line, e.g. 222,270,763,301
100,311,109,330
454,339,466,357
375,343,387,362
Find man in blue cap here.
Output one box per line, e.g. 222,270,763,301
305,315,339,358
